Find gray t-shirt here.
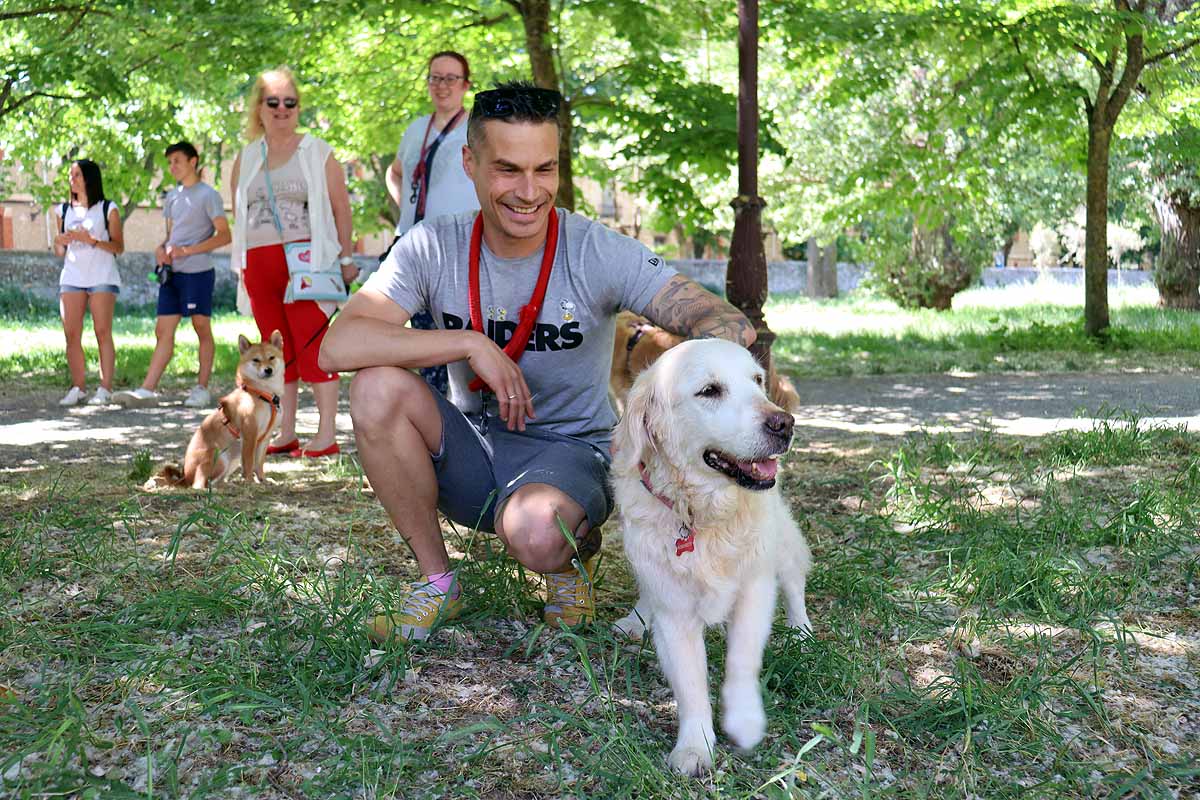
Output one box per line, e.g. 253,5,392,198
164,181,225,273
364,209,676,445
392,113,477,237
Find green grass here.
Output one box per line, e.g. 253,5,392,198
2,411,1198,797
5,283,1200,389
768,284,1200,376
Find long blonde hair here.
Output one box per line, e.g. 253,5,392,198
244,65,301,141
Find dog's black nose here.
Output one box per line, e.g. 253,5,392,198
263,367,273,377
764,410,794,439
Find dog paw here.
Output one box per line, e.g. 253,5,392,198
667,744,713,776
612,609,647,641
787,611,813,635
721,684,766,750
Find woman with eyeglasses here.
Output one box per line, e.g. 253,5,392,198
229,65,358,459
382,50,480,395
52,159,125,407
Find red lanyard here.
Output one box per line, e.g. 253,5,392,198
467,208,559,393
411,109,465,220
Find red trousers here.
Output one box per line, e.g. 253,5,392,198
243,243,337,384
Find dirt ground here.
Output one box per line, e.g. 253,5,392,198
4,370,1197,468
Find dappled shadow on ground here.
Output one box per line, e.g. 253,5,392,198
0,386,355,474
4,372,1199,473
791,371,1200,439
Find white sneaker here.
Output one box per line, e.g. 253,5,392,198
183,385,212,408
114,387,160,408
58,386,86,406
87,387,114,406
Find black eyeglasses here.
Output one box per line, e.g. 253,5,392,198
427,74,464,86
473,87,561,120
263,96,298,109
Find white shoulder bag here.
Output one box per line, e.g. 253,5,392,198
262,142,348,304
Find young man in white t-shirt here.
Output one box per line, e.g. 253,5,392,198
320,82,755,643
115,142,231,408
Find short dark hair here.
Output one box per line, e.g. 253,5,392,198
467,80,562,148
428,50,470,82
71,159,105,208
165,141,199,162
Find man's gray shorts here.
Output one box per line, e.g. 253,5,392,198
429,390,614,534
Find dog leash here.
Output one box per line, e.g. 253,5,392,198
638,461,696,556
285,308,339,370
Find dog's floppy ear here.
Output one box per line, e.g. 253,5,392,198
238,334,251,354
612,370,670,473
269,329,284,350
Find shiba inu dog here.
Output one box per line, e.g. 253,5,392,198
611,311,801,416
151,331,285,489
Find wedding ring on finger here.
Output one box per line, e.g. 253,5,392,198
507,393,517,400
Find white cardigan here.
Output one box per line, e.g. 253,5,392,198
231,133,340,275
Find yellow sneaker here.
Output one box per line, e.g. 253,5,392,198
366,579,463,643
543,556,596,627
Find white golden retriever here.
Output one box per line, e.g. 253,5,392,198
610,339,812,775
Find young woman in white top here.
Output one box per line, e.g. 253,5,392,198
52,159,125,406
230,66,357,458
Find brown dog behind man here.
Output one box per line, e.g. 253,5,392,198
611,311,800,415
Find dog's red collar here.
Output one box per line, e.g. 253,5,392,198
220,384,282,448
239,384,280,409
638,461,696,556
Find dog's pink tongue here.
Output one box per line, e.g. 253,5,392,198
738,459,778,480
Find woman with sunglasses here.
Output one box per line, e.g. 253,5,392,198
382,50,479,396
52,159,125,407
229,65,358,458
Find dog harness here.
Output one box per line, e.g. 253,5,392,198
638,461,697,556
219,385,281,449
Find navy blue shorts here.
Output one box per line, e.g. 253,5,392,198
428,390,613,534
157,269,215,317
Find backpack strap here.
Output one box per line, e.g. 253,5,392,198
59,203,68,234
102,199,111,236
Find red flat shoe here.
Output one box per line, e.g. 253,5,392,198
290,443,340,459
266,438,300,455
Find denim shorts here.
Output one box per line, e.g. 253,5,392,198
60,284,119,295
157,269,215,317
428,390,614,534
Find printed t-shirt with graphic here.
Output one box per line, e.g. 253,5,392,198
245,153,310,249
164,181,225,274
57,201,123,288
392,113,478,237
364,209,676,447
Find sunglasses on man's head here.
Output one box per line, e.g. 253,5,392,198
263,96,298,109
474,87,561,119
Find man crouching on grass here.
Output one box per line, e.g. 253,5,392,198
319,81,754,642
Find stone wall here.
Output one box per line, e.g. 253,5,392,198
0,250,1155,307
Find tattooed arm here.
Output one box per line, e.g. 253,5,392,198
640,274,757,347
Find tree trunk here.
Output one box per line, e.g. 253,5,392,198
911,222,972,310
806,239,838,298
518,0,575,211
1083,119,1112,335
726,0,774,367
1153,187,1200,310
